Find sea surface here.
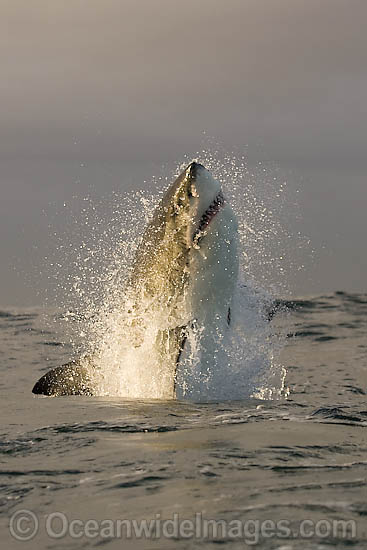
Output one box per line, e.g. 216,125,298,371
1,291,367,549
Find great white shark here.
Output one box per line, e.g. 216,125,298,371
32,162,239,397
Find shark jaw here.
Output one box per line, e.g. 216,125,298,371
192,190,225,249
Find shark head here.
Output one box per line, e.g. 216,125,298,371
131,161,238,313
156,161,239,318
165,161,226,250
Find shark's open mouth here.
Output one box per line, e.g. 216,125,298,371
193,191,225,246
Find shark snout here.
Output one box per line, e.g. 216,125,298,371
186,161,205,180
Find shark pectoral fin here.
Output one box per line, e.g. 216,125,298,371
156,325,188,398
169,325,188,398
32,360,94,397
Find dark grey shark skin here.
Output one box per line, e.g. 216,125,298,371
32,162,233,397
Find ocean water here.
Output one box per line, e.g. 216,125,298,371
1,291,367,549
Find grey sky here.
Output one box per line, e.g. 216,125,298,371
1,0,366,305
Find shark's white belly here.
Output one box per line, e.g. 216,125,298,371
189,202,239,324
176,203,239,398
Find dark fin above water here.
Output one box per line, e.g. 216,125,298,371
32,360,94,396
227,307,231,326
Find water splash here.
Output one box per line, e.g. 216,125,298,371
44,151,293,401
